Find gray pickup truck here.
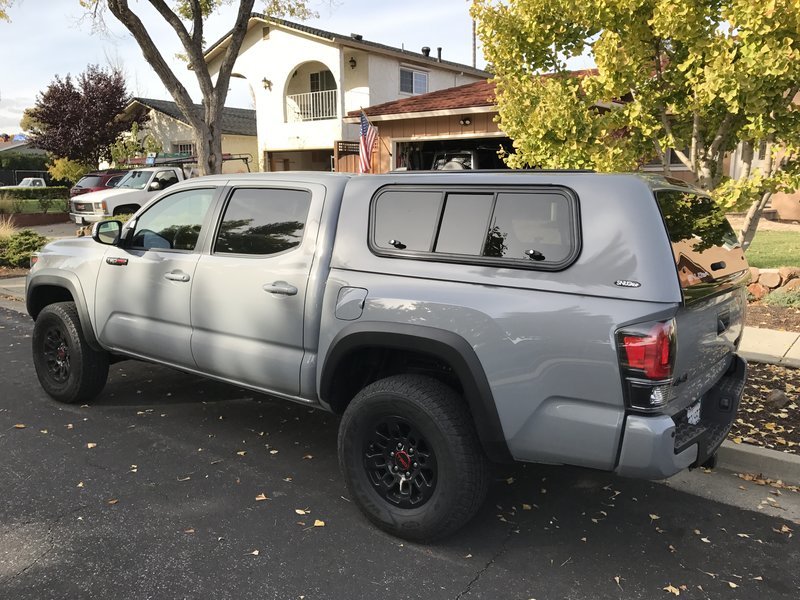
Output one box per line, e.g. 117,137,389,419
26,171,748,541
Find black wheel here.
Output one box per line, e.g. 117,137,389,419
338,375,490,542
32,302,109,404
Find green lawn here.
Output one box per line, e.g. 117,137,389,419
745,230,800,269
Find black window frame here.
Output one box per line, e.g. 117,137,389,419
368,184,582,272
210,185,314,259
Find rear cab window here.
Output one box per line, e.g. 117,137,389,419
655,189,748,300
370,186,580,270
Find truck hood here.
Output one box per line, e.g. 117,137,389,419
72,188,144,202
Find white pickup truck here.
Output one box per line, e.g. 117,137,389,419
69,166,186,224
1,177,47,189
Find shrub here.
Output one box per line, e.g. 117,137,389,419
0,229,50,267
0,193,27,214
0,215,17,242
0,186,69,200
763,289,800,308
37,197,57,214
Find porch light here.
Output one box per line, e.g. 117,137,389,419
459,117,471,126
349,57,357,69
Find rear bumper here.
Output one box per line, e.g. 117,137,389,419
615,355,747,479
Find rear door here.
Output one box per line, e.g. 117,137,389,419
655,189,749,414
189,183,323,396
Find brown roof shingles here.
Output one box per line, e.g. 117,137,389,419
347,80,496,118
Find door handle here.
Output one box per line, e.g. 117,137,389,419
164,271,190,282
263,281,298,296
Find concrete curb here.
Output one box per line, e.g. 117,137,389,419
717,440,800,485
741,351,800,369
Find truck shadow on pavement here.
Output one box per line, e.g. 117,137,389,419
3,353,800,599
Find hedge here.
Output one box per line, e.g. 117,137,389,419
0,187,70,200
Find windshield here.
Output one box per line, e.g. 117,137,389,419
116,170,151,190
76,176,104,188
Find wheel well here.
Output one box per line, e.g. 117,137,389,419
113,204,140,215
27,285,74,319
325,347,463,416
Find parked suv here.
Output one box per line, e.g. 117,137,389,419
26,171,748,541
70,169,128,198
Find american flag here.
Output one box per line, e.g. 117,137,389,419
359,111,378,174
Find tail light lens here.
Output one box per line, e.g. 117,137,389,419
616,319,676,411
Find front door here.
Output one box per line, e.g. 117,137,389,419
190,184,320,396
94,187,217,367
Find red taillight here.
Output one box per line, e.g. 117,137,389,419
622,322,674,379
616,319,676,411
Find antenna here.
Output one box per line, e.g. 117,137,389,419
472,19,476,68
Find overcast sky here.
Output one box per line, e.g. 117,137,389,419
0,0,486,133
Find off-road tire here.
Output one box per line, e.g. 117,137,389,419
338,374,490,542
32,302,109,404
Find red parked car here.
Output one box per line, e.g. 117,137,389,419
69,170,128,198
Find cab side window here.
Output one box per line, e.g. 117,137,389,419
214,187,312,256
130,188,215,251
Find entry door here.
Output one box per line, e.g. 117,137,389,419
190,185,319,396
94,187,217,367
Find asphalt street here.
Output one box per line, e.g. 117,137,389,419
0,305,798,600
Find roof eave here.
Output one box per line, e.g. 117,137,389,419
344,105,496,123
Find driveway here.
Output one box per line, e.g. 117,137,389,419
0,306,798,599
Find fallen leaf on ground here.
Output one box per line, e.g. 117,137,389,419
614,576,623,590
236,450,247,456
752,576,763,581
66,424,73,429
269,450,279,455
303,454,313,460
107,498,119,505
248,550,259,556
283,477,293,482
522,503,532,510
177,476,191,482
184,528,195,534
464,554,472,559
40,429,48,434
506,477,515,484
13,424,25,429
255,493,268,501
700,537,711,544
313,520,325,527
295,508,309,515
727,582,738,589
87,443,97,449
649,513,660,521
663,584,680,596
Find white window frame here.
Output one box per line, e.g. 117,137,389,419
399,67,429,95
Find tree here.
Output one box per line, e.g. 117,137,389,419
81,1,313,176
0,0,11,21
472,0,800,247
110,121,162,165
48,158,93,185
27,65,141,165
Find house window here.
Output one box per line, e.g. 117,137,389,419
400,68,428,94
310,70,336,92
173,142,195,156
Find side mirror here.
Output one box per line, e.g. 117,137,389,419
149,181,161,191
92,220,122,246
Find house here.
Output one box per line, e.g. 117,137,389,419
203,15,490,172
121,97,258,173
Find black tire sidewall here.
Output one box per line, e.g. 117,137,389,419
32,304,89,403
339,384,471,540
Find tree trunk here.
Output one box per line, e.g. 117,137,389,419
194,104,224,176
739,190,773,249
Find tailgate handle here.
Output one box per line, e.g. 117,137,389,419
710,261,726,271
717,310,731,335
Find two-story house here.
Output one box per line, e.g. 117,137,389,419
204,15,489,172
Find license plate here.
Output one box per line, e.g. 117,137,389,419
686,401,701,425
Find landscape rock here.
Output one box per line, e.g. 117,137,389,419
766,389,790,410
747,282,770,300
759,271,782,289
749,266,761,282
778,267,800,284
781,278,800,292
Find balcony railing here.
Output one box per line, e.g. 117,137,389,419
286,89,338,122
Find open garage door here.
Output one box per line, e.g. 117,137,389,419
395,137,513,171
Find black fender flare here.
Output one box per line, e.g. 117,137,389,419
321,321,513,463
26,272,102,351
